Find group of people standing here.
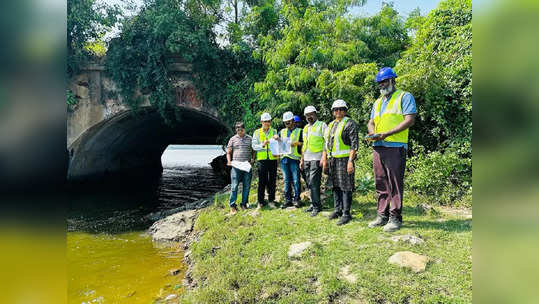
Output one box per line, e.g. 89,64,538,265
226,67,416,232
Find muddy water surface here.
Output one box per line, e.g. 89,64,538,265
68,145,227,303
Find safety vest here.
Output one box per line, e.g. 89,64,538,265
280,128,301,160
326,117,350,159
302,120,324,153
256,128,277,160
373,90,408,143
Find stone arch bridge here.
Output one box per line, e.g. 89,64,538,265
67,62,229,182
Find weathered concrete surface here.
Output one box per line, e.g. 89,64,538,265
67,62,229,182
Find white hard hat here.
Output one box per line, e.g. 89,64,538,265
304,106,317,115
260,112,272,121
331,99,348,109
282,111,294,121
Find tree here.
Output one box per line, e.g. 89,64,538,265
253,2,408,127
395,0,472,156
67,0,120,76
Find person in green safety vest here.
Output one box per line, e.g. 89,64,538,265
366,67,416,232
252,112,278,209
299,106,328,217
274,111,303,209
322,99,359,226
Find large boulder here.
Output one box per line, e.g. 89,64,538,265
148,209,199,242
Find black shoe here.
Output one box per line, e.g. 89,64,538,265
336,215,352,225
293,200,301,208
305,205,314,212
328,211,342,220
310,208,320,217
281,201,293,209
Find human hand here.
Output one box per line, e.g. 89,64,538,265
264,140,270,145
347,161,354,174
273,135,279,140
227,161,232,166
299,159,304,170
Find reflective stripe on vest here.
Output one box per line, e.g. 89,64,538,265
373,90,408,143
302,120,324,153
326,117,350,158
256,128,277,160
280,128,301,160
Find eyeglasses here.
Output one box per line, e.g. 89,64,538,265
333,107,347,112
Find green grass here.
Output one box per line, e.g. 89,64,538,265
180,190,472,303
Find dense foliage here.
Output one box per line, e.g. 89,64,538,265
253,3,409,127
67,0,120,76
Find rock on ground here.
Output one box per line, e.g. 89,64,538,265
388,251,429,273
339,265,357,283
288,241,313,258
390,234,425,245
148,209,199,242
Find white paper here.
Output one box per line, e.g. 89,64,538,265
231,161,252,172
269,138,291,155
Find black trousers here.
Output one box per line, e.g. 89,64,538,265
257,159,277,204
333,187,352,216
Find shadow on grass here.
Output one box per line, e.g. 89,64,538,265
349,201,472,232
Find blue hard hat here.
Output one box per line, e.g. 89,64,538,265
376,67,397,82
293,115,301,122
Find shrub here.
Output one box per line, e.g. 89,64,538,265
406,148,471,205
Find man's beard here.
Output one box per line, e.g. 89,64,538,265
380,84,395,96
306,117,315,123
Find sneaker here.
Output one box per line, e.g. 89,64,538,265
229,206,238,215
293,200,301,208
310,208,320,217
305,205,314,213
368,215,389,228
268,201,277,209
281,201,292,209
336,215,352,225
328,211,342,220
383,217,402,232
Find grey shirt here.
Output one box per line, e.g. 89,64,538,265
227,134,253,162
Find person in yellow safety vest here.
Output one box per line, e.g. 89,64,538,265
272,111,303,209
366,67,416,232
252,112,278,209
321,99,359,226
299,106,328,217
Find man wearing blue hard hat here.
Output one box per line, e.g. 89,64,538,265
366,67,417,232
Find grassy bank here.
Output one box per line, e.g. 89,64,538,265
179,185,472,303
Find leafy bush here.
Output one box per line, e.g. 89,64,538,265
406,148,471,205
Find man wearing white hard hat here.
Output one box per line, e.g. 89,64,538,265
299,105,328,216
322,99,359,225
252,112,278,209
274,111,303,208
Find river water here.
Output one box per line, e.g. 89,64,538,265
67,145,227,303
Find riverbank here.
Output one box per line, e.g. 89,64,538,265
151,178,471,303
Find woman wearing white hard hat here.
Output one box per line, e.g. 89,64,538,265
300,105,328,216
252,112,278,209
321,99,359,225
